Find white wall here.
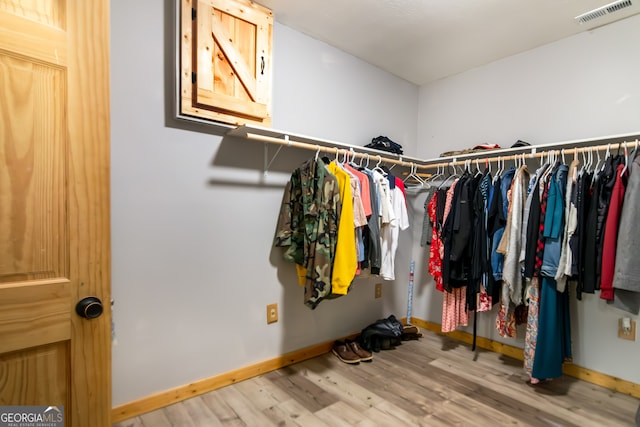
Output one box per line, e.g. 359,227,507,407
415,14,640,383
110,0,418,406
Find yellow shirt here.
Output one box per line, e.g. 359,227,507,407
326,162,357,294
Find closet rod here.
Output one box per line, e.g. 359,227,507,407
244,128,640,171
246,132,425,168
423,132,640,169
426,138,640,169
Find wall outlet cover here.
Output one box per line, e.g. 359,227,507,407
267,303,278,324
375,283,382,299
618,318,636,341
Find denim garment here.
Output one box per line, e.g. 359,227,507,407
491,168,516,280
541,165,568,277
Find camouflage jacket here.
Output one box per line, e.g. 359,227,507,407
275,159,340,309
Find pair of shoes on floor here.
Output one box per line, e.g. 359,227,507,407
332,340,373,364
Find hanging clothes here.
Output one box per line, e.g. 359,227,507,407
523,170,551,378
499,165,530,306
275,158,340,309
361,168,382,274
555,158,579,291
470,170,492,311
340,163,368,273
427,190,444,291
380,181,409,280
327,161,357,295
420,189,434,247
523,276,540,379
442,286,468,333
575,169,594,298
594,155,623,288
440,179,461,291
440,177,471,332
600,163,628,301
490,168,515,282
532,164,571,381
522,163,547,279
611,153,640,314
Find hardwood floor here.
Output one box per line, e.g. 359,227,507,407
114,329,640,426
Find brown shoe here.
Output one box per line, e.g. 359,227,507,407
401,324,423,341
332,341,360,364
402,324,420,335
346,341,373,362
347,340,373,362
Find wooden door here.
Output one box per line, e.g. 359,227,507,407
0,1,111,427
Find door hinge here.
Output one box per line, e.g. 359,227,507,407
192,72,196,84
192,7,196,20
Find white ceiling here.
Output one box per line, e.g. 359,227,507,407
257,0,640,85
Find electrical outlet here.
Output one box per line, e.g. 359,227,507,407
267,303,278,324
618,318,636,341
375,283,382,299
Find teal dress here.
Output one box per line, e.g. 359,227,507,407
532,165,572,380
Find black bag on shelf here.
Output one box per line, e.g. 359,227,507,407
365,136,403,155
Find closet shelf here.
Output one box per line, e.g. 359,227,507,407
227,125,640,170
227,124,425,168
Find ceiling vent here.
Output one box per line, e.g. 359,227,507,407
575,0,633,24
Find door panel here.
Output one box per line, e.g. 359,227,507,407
0,54,67,284
0,279,71,354
0,342,69,408
0,1,111,426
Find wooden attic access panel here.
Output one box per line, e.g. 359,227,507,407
181,0,273,126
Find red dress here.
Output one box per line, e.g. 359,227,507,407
427,192,443,292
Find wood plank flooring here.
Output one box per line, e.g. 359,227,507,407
114,329,640,426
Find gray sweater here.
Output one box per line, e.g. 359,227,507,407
610,153,640,314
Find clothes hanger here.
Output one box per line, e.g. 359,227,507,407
341,148,349,164
493,156,502,183
424,164,437,183
435,163,445,182
599,143,611,173
314,145,321,162
594,147,602,173
621,142,629,177
580,148,587,172
433,163,447,183
373,155,387,175
438,161,458,189
474,158,483,177
403,162,418,183
347,148,359,167
359,153,369,168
